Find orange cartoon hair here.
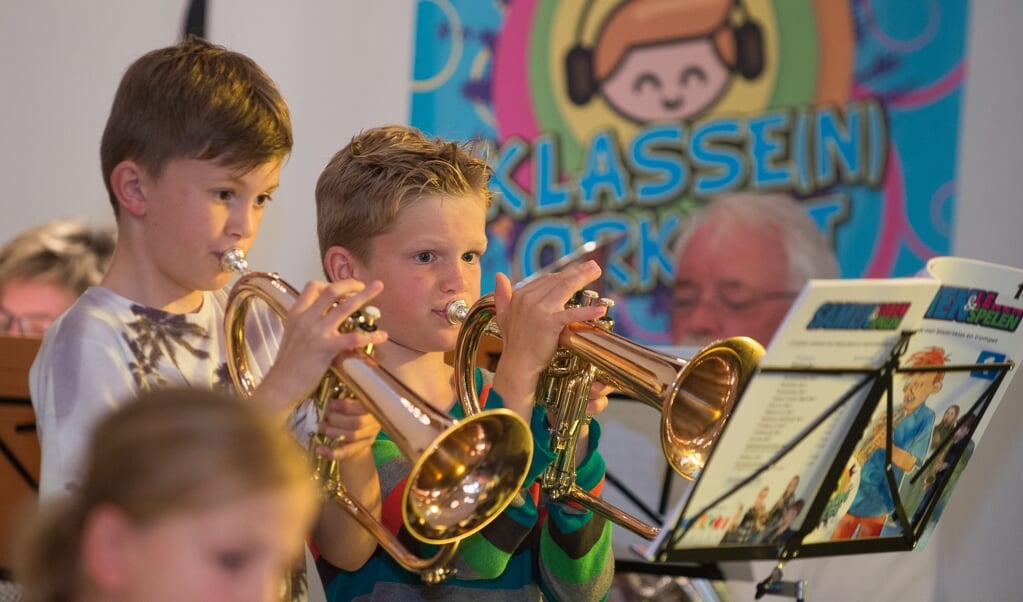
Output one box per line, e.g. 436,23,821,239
905,346,950,384
593,0,737,81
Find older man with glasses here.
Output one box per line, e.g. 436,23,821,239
0,219,114,338
670,192,839,348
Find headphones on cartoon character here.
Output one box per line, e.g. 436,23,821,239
565,0,765,105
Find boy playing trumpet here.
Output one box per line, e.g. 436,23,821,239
29,37,385,597
312,125,615,600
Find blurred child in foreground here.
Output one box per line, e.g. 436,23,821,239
15,387,318,602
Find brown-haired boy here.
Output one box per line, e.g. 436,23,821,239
30,34,384,522
312,125,615,600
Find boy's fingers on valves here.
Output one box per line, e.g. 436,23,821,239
519,260,601,303
292,278,379,316
323,280,382,313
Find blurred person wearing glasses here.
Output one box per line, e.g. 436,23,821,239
0,219,115,337
670,192,839,348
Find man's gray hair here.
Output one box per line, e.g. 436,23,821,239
672,192,840,290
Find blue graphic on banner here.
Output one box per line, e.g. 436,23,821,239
410,0,970,344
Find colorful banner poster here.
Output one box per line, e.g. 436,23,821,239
410,0,970,345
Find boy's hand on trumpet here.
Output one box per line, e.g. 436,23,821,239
317,396,382,462
255,279,387,421
490,260,606,421
312,395,385,570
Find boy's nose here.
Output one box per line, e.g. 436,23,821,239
440,261,471,293
233,571,279,602
229,204,259,239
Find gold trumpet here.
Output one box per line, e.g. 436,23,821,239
447,291,764,540
222,249,533,583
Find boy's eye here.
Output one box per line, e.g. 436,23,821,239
255,193,273,207
215,549,250,573
461,252,480,264
415,252,435,263
216,190,233,202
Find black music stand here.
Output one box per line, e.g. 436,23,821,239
644,331,1013,600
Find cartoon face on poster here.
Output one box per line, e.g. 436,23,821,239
410,0,969,345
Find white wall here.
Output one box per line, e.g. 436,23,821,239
0,0,415,282
2,2,1021,600
912,0,1023,599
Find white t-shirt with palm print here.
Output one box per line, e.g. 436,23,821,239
30,285,318,498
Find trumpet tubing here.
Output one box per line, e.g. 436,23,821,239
559,320,764,479
446,291,765,540
222,249,533,583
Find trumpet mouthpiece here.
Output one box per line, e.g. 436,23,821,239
446,299,469,325
222,248,249,274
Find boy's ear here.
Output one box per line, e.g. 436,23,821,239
109,160,148,218
80,504,133,590
324,246,359,282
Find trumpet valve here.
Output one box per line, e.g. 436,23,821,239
359,305,381,331
572,289,599,307
572,290,615,329
597,297,616,330
352,305,382,355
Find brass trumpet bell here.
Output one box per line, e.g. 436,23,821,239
448,293,765,539
323,350,533,545
570,329,764,481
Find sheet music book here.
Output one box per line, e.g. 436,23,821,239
647,256,1023,562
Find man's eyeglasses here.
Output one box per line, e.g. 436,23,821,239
672,280,798,313
0,305,56,337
